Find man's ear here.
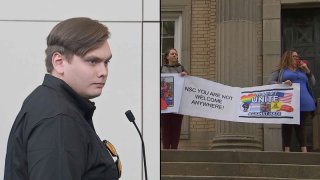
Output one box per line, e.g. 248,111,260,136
52,52,64,74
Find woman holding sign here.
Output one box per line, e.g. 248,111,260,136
161,48,187,149
268,50,316,152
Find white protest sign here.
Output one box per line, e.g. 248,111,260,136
161,75,300,124
237,84,300,124
179,76,236,122
160,73,185,113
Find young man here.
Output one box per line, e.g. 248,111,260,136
4,17,120,179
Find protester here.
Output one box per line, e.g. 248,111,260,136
4,17,121,179
161,48,187,149
268,50,316,152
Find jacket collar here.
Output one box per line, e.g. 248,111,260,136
42,74,96,119
164,63,181,67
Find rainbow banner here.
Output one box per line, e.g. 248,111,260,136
161,74,300,124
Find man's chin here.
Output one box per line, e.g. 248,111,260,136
86,92,102,99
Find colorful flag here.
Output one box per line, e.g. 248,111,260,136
241,94,256,103
276,92,292,103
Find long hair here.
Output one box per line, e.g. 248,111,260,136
277,50,296,71
163,48,177,65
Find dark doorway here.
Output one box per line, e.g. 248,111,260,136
282,8,320,151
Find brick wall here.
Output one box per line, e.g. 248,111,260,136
181,0,264,149
180,0,217,149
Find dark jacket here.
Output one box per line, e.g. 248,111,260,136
268,68,316,101
268,68,316,86
4,74,118,180
161,63,186,74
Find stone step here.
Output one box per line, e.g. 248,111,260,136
161,150,320,179
161,175,319,180
161,150,320,165
161,162,320,179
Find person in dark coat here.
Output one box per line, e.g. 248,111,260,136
4,17,121,180
161,48,187,149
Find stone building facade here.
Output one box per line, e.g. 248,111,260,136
161,0,320,151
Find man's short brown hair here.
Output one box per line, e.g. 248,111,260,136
45,17,110,73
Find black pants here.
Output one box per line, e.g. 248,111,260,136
161,113,183,149
282,111,313,148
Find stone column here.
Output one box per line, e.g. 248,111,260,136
262,0,282,151
211,0,263,150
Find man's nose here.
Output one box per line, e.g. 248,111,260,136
97,63,108,77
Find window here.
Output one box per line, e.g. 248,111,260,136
160,16,182,65
161,0,191,140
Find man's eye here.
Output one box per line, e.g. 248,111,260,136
104,60,110,65
88,60,97,64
